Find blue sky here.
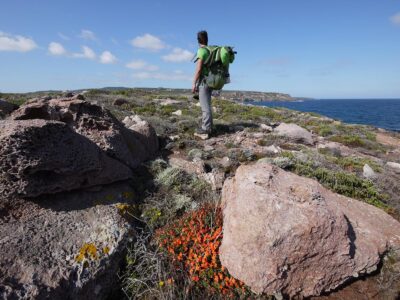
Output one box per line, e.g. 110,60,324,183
0,0,399,98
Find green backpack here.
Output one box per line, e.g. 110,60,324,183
197,46,236,90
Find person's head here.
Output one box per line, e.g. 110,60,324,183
197,30,208,46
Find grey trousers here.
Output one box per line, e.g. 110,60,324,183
199,82,212,131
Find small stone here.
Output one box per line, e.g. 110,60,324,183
363,164,376,179
260,124,273,132
204,145,214,152
252,132,264,139
264,145,281,154
168,135,180,141
172,110,182,116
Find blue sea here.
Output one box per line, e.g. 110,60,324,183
253,99,400,132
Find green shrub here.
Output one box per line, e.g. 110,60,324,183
285,160,389,210
329,135,365,147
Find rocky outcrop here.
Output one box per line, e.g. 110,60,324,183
0,181,136,300
275,123,314,145
0,95,154,299
0,119,132,198
0,96,159,199
220,162,400,298
10,96,158,168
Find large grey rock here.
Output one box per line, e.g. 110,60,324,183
11,98,158,168
0,181,136,299
122,115,159,158
275,123,314,145
0,119,132,198
220,162,400,298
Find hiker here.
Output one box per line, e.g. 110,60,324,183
192,30,213,137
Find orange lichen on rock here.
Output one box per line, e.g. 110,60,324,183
102,246,110,255
75,243,98,263
155,204,249,297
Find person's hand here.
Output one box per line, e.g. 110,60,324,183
192,83,198,94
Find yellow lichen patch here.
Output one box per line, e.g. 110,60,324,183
102,246,110,255
116,203,131,215
75,243,98,262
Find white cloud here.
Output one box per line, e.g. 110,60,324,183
73,46,96,60
79,29,96,41
48,42,67,56
0,32,37,52
58,32,70,41
131,33,166,51
100,51,117,64
132,71,191,81
390,12,400,25
126,59,159,71
162,48,193,62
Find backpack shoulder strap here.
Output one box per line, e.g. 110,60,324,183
203,46,220,67
192,46,211,63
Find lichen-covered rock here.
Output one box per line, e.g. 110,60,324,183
10,97,158,168
220,162,400,298
0,119,132,198
275,122,314,145
0,181,136,300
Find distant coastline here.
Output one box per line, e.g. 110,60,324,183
253,98,400,132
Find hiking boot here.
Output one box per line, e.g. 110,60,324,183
194,128,210,140
195,128,211,135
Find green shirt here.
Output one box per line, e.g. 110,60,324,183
197,47,210,77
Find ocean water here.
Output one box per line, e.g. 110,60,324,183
252,99,400,132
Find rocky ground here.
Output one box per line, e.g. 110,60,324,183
1,88,400,299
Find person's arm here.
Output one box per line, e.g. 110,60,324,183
192,59,203,93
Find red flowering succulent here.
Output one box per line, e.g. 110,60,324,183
155,204,249,297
